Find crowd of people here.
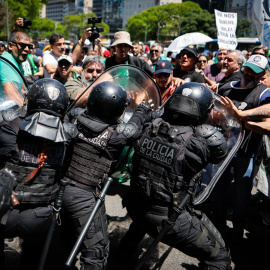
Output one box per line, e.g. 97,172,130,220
0,17,270,270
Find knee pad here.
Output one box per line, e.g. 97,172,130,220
194,211,226,259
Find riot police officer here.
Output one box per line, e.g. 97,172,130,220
60,81,152,270
118,82,232,270
0,79,75,270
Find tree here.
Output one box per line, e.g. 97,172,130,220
62,12,109,41
126,1,203,41
236,18,252,37
0,0,48,40
30,18,68,40
180,9,216,38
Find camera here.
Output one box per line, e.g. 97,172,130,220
87,17,104,43
21,17,32,29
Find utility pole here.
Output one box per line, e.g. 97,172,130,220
144,24,147,43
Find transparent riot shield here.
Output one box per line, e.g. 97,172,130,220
0,56,27,110
72,65,161,183
72,64,161,115
194,93,244,205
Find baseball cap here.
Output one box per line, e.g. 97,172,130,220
58,55,73,65
243,54,269,73
155,60,173,75
179,47,198,58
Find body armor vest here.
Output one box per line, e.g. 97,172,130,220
65,117,116,187
132,118,194,203
5,131,65,204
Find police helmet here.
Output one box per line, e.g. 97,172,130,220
27,79,69,118
86,81,130,124
0,169,15,219
164,82,214,125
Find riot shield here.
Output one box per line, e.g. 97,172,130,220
72,65,161,183
72,64,161,119
0,56,27,110
194,93,244,205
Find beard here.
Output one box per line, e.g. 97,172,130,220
221,68,227,73
242,75,260,88
81,72,94,87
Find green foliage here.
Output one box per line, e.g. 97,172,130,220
126,2,203,41
180,9,216,38
62,13,110,40
236,18,252,37
30,18,68,40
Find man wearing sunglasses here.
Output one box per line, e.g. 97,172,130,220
173,47,205,84
149,43,167,70
53,55,78,84
0,31,31,106
155,60,176,103
65,55,104,107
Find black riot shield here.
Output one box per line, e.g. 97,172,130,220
194,93,244,205
71,65,161,183
0,55,28,110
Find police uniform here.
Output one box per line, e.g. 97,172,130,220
0,79,73,270
118,82,232,270
60,81,152,270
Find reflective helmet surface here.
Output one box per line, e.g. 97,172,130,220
164,82,214,125
27,78,69,118
86,81,130,124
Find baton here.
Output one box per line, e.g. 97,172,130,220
65,177,113,267
38,179,68,270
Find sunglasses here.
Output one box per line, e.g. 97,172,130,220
150,50,159,53
198,60,207,63
252,53,266,57
156,73,170,78
58,61,71,67
87,68,103,74
12,42,33,50
180,52,194,58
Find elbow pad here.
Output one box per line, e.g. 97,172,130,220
195,124,228,164
116,122,140,139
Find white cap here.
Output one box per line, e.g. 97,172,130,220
58,54,73,64
243,54,269,73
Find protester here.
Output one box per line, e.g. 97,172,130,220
154,60,176,103
132,40,141,57
252,45,269,58
173,46,205,83
0,31,31,106
211,54,270,244
65,55,104,106
52,55,77,84
216,50,245,89
203,48,228,85
0,79,72,270
43,33,65,78
116,82,231,270
60,81,152,270
105,31,154,77
196,55,208,75
0,42,6,55
149,42,167,70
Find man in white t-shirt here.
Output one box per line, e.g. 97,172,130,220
43,33,65,78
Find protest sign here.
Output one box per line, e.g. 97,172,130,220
215,9,238,50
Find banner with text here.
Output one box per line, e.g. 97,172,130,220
247,0,270,48
215,9,238,50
